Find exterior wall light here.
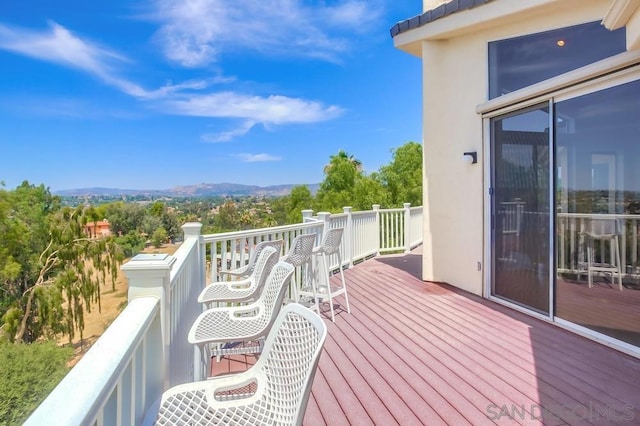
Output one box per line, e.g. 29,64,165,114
463,151,478,164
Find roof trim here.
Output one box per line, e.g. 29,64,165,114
390,0,496,38
602,0,640,30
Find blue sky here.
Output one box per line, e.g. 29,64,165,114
0,1,422,191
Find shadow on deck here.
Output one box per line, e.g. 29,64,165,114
214,248,640,425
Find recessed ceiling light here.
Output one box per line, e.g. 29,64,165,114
557,40,566,47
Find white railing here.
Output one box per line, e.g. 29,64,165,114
557,213,640,277
167,224,203,387
27,204,423,424
203,221,324,285
409,206,424,249
25,297,162,426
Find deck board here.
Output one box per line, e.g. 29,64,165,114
211,248,640,425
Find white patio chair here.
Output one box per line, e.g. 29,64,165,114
281,233,317,303
300,227,350,322
198,246,279,308
582,218,623,290
147,303,327,426
189,261,296,379
219,239,283,281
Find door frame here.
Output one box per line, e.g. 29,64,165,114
482,65,640,358
483,100,555,321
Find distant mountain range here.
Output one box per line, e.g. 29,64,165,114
55,182,320,197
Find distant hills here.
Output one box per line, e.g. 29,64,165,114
55,182,320,197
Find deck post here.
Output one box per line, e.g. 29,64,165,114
122,252,176,390
343,206,354,267
404,203,411,253
301,209,314,223
373,204,381,255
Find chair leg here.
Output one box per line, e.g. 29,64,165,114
587,241,593,288
322,254,336,322
615,237,623,291
337,254,350,314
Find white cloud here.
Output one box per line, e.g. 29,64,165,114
0,19,346,141
233,153,282,162
201,120,256,142
165,91,343,125
0,21,230,99
149,0,383,67
0,21,150,97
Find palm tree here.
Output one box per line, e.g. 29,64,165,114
323,150,362,174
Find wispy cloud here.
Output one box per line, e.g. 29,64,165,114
166,92,343,124
149,0,383,67
0,21,226,99
201,120,256,143
232,153,282,162
0,21,150,97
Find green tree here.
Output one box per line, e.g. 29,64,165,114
315,150,363,212
378,141,423,207
215,200,239,231
152,227,168,248
0,183,123,343
286,185,313,223
352,174,389,210
104,202,145,236
0,341,73,424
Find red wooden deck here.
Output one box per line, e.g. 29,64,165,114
214,249,640,425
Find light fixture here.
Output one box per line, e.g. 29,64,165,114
463,151,478,164
556,39,565,47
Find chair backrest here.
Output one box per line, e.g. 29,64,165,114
249,246,280,293
254,303,327,426
246,239,284,275
318,227,344,255
587,218,621,237
256,261,296,335
282,233,317,267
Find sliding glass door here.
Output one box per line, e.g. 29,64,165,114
490,103,551,315
489,77,640,349
555,79,640,347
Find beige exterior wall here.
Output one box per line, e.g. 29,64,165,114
408,0,611,295
423,0,449,12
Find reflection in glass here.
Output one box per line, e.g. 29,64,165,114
555,79,640,347
489,22,625,99
491,104,550,314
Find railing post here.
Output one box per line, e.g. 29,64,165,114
317,212,331,238
302,209,314,223
182,222,204,293
122,252,176,390
404,203,411,253
343,206,353,267
373,204,381,256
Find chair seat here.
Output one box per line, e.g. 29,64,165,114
189,308,269,346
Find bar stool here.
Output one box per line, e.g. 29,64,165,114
308,227,351,322
281,233,317,302
583,218,623,290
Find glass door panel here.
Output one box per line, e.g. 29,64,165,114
555,79,640,347
491,104,551,314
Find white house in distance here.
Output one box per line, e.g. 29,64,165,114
392,0,640,357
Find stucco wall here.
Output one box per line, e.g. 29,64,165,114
418,1,609,296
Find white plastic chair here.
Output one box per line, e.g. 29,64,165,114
219,239,283,281
189,261,295,380
301,227,350,322
147,303,327,426
198,246,279,308
281,233,317,302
